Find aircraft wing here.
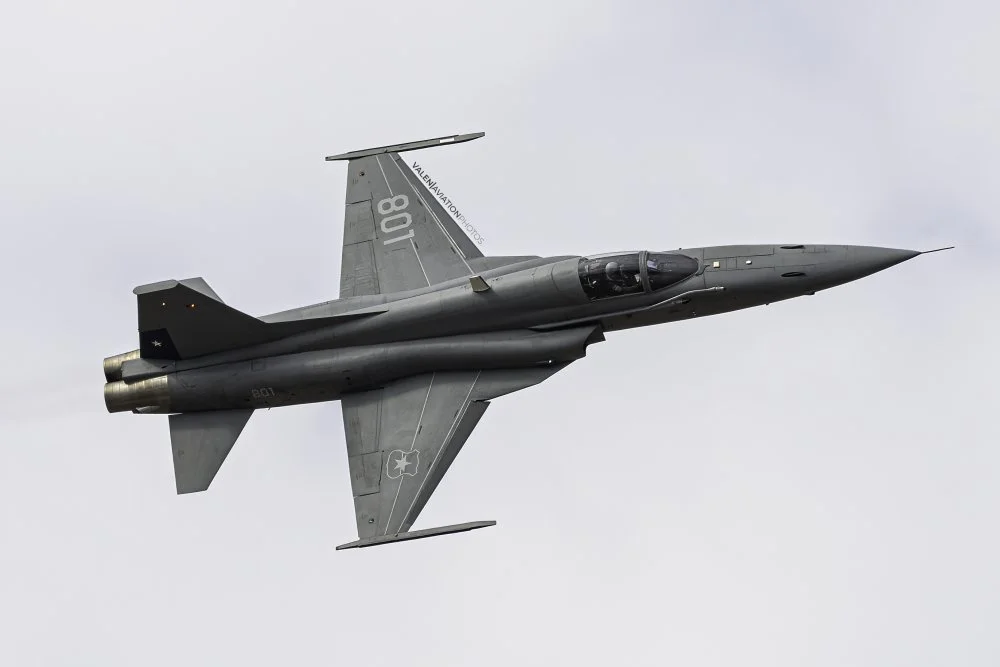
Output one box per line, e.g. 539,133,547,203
328,133,485,297
336,365,570,549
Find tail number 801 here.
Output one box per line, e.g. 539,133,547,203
377,195,413,245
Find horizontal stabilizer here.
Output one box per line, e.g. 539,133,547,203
336,520,496,550
169,409,253,494
325,132,484,161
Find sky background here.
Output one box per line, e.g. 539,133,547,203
2,1,999,665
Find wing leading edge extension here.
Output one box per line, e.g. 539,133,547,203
328,133,485,298
336,364,572,550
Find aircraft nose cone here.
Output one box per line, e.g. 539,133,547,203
846,245,921,277
804,245,921,292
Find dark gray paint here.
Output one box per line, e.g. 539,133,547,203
103,133,946,549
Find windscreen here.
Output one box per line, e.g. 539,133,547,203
646,253,698,290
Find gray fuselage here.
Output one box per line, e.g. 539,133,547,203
103,244,918,415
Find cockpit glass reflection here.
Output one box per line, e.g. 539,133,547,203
646,253,699,291
578,253,644,299
578,251,698,300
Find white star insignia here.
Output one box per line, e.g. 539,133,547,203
151,340,162,348
393,453,411,474
386,449,420,478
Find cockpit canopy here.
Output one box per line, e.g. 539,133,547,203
578,251,698,300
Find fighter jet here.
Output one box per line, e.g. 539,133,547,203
103,132,948,549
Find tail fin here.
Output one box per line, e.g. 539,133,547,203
135,279,271,360
169,409,253,494
133,278,385,360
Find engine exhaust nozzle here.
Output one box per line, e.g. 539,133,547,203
104,376,171,413
103,349,140,382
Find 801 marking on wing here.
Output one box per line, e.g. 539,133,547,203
378,195,414,245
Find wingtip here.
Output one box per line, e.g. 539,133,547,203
325,131,486,161
335,520,497,550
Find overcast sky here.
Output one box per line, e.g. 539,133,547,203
2,1,998,665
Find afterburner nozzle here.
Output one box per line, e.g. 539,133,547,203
104,376,170,413
103,349,140,382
